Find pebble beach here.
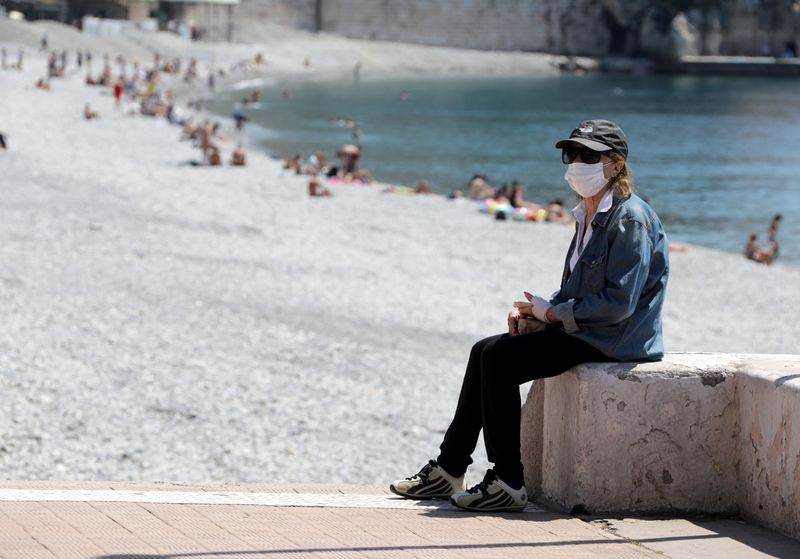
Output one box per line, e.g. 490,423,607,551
1,19,799,488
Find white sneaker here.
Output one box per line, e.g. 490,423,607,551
449,469,527,512
390,460,466,500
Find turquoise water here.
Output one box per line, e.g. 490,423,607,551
209,74,800,265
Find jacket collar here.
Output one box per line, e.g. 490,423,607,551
592,192,626,229
572,189,616,229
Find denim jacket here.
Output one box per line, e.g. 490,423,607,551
550,193,669,361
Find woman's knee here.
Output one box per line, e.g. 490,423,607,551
469,334,502,361
479,338,507,380
479,334,533,385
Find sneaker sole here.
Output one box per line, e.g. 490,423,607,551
389,485,453,500
449,496,527,512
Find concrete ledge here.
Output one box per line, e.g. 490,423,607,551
675,56,800,76
521,353,800,539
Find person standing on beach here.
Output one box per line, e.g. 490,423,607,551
768,214,782,261
113,78,124,108
390,120,669,512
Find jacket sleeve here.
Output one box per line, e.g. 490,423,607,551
551,217,652,333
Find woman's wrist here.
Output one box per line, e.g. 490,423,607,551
545,307,558,323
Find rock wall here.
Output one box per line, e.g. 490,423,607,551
228,0,799,59
181,0,318,42
317,0,608,55
234,0,318,31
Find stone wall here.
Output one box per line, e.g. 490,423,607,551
520,353,800,539
234,0,318,31
317,0,608,55
181,0,318,42
226,1,799,58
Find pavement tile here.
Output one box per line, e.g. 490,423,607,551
0,483,670,559
0,547,58,559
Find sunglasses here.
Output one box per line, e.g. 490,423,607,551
562,147,604,165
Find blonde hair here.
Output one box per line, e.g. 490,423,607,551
607,151,634,199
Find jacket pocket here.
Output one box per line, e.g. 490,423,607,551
581,255,606,292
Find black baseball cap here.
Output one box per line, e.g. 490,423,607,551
555,119,628,158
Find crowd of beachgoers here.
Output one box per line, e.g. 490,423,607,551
17,31,261,170
7,33,579,223
2,35,788,265
7,26,785,261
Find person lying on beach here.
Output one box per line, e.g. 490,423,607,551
467,174,494,199
166,104,185,126
207,147,222,167
745,233,774,264
390,119,668,512
140,95,168,117
284,154,304,174
545,198,574,224
308,176,332,197
230,145,247,166
744,215,782,265
182,119,199,141
415,179,432,194
83,104,100,120
35,78,50,91
493,184,511,204
353,168,374,184
506,181,546,214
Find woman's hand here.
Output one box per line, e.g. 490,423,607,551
524,291,553,323
507,309,521,336
513,300,533,318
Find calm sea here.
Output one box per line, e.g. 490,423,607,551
208,74,800,265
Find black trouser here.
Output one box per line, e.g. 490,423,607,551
436,328,612,488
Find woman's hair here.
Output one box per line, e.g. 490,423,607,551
607,151,634,198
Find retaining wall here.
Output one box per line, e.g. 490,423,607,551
521,353,800,538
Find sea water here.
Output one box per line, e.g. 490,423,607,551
209,74,800,265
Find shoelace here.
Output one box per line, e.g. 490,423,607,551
467,470,497,494
408,460,437,482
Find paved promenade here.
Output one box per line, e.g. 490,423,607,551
0,482,797,558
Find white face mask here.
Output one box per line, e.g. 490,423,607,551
564,162,612,198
